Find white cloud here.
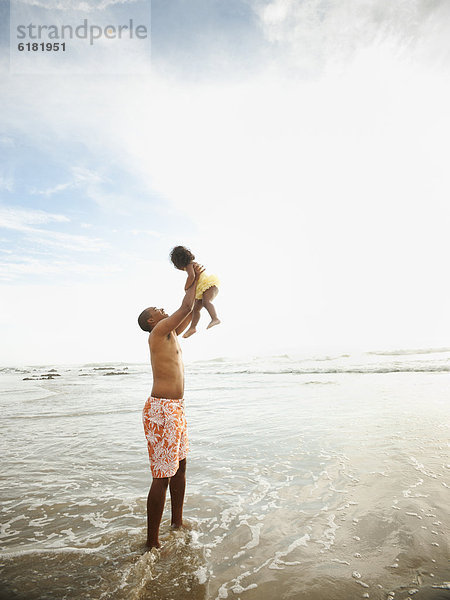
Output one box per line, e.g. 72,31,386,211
17,0,136,11
0,255,119,281
85,187,134,213
30,166,135,212
253,0,450,72
0,206,70,231
130,229,161,237
107,62,450,352
0,136,15,147
31,181,74,196
71,166,104,185
26,165,134,215
30,229,110,252
0,206,109,253
0,278,145,364
0,175,14,192
30,166,104,196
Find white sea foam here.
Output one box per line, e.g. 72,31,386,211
269,533,310,569
317,514,338,552
0,544,109,559
194,565,208,584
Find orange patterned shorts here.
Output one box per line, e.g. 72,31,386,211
142,397,189,478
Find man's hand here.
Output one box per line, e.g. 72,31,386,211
152,263,204,337
193,262,205,280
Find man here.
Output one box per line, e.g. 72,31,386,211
137,262,203,549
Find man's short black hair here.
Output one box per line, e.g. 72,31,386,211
138,308,153,332
170,245,195,270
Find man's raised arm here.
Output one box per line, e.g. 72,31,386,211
153,263,203,337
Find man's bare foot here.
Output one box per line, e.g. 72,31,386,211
183,328,196,338
146,540,161,550
170,520,192,531
207,319,221,330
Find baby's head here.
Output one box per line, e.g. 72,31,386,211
170,245,195,270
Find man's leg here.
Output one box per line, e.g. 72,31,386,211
169,458,186,528
147,477,170,548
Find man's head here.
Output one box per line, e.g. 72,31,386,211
138,307,168,332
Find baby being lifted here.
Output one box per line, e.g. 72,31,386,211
170,245,221,338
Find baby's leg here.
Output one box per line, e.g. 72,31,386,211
202,286,221,329
183,299,202,338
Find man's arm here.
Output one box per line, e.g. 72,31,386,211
184,263,196,291
152,263,203,337
175,312,193,336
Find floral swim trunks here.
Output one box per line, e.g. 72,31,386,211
142,396,189,478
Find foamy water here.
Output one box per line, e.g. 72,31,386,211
1,350,449,600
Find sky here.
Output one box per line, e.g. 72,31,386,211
1,0,450,365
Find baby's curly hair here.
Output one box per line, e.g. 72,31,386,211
170,245,195,270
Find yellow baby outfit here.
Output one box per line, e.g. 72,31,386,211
195,271,220,300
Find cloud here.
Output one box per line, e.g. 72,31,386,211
0,206,70,231
30,229,110,252
0,136,14,147
0,205,109,253
27,166,134,214
30,166,103,196
0,175,14,192
5,44,449,350
31,181,74,196
16,0,137,11
0,254,119,282
252,0,450,73
71,166,104,186
130,229,162,237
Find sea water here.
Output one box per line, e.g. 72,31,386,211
1,349,449,600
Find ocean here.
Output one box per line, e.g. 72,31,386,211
1,349,449,600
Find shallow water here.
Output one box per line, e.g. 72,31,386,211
1,350,449,599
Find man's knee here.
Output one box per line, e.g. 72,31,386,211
152,476,170,489
174,459,186,476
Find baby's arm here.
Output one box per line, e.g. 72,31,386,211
184,262,196,290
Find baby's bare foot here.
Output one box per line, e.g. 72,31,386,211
207,319,221,330
183,328,196,338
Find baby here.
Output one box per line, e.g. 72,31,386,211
170,245,221,338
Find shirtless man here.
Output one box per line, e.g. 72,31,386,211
137,262,203,549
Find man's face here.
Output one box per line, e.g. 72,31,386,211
148,307,168,325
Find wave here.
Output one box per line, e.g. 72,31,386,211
207,365,450,375
79,362,139,368
7,408,138,419
191,354,350,364
368,347,450,356
0,545,108,559
2,349,449,373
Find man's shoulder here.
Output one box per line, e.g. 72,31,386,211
150,322,175,343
